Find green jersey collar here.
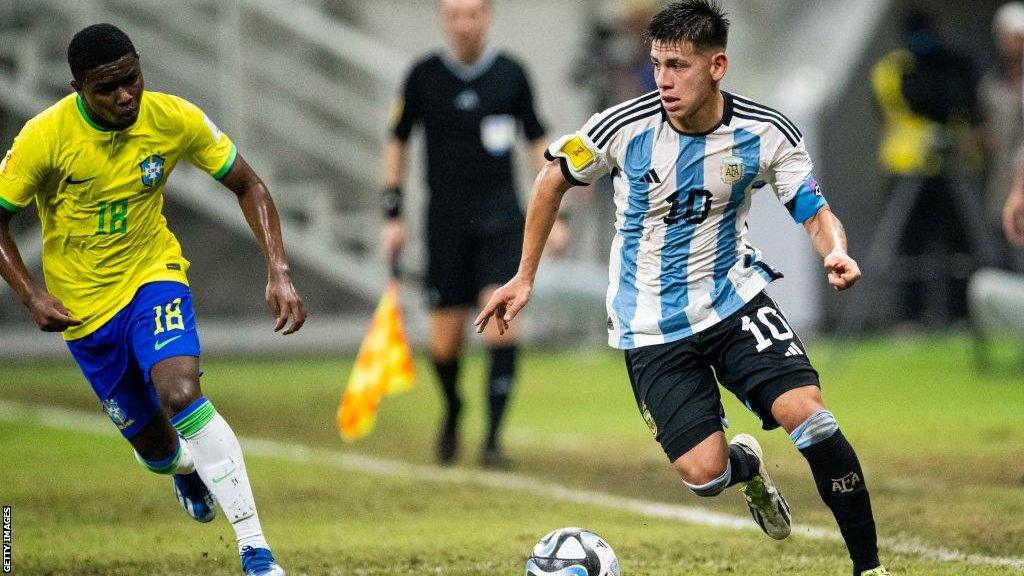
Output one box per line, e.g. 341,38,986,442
77,94,142,133
76,94,113,132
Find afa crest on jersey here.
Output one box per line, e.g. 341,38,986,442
721,155,744,184
101,399,134,430
139,154,165,187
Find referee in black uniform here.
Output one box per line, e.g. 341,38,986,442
381,0,565,467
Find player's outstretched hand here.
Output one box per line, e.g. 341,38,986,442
266,270,307,335
27,290,82,332
475,276,532,335
824,250,860,291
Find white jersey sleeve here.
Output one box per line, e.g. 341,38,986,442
544,113,614,186
762,135,828,224
544,91,662,186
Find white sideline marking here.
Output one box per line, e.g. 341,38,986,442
2,400,1022,570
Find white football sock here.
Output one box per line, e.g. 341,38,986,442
174,439,196,474
186,410,269,552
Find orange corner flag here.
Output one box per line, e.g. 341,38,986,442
337,282,415,441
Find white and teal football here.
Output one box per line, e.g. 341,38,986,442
525,527,619,576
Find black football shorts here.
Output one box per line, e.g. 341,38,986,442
623,291,820,461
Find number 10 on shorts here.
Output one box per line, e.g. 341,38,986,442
741,306,794,352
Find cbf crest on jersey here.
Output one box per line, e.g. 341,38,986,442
721,154,744,184
139,154,165,187
102,398,134,430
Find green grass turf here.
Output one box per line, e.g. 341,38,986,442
1,334,1023,574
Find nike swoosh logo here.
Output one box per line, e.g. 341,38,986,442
154,335,183,350
212,467,237,483
64,175,96,185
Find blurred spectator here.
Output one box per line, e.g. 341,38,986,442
871,7,983,325
573,1,659,111
873,8,981,176
969,5,1024,367
979,2,1024,271
967,163,1024,368
571,1,660,251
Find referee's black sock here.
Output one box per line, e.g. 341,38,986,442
432,357,462,428
433,357,462,463
485,345,517,451
799,430,880,575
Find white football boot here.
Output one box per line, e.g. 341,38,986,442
731,433,792,540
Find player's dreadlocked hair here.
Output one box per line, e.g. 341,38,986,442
67,24,137,82
645,0,730,51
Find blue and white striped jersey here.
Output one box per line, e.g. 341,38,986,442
546,91,827,349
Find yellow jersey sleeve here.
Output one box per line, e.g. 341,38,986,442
0,118,53,212
180,99,237,180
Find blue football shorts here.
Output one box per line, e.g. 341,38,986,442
67,281,201,439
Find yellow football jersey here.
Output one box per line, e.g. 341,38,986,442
0,91,236,340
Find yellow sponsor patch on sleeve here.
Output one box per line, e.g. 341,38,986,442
0,150,16,180
559,135,596,171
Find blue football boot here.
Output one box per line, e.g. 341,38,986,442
241,546,286,576
172,471,216,523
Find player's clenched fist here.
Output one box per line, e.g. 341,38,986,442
824,251,860,291
27,290,82,332
475,276,532,335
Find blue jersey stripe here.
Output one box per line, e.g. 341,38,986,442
658,135,706,339
612,128,656,348
711,128,760,318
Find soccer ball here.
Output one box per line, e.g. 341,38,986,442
525,527,619,576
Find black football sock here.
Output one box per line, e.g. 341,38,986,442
485,345,517,451
433,357,462,428
799,430,879,575
725,442,761,487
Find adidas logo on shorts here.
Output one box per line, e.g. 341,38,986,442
784,342,803,357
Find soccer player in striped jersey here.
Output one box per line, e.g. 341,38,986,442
0,24,304,576
477,2,889,574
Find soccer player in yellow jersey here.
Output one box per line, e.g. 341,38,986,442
0,24,304,576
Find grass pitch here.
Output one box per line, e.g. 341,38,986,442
1,335,1022,575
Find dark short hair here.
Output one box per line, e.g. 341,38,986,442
67,23,137,82
645,0,730,51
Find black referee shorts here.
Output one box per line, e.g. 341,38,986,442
623,291,820,462
424,214,523,310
